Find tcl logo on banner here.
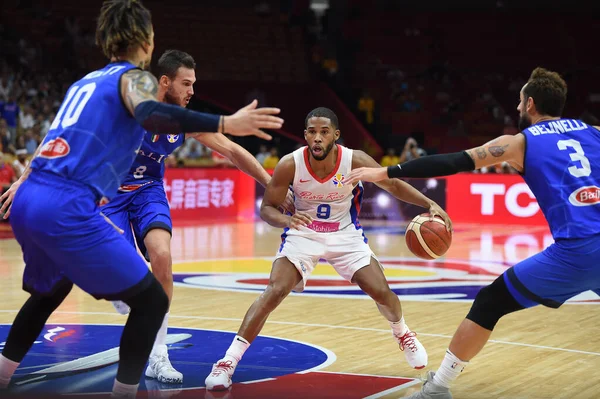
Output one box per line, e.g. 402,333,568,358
446,174,547,225
163,168,255,222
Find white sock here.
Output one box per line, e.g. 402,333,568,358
111,379,139,397
224,335,250,363
150,312,169,358
433,349,468,388
0,355,19,388
390,316,409,337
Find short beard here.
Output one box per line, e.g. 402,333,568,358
164,89,183,107
518,113,532,131
311,141,335,161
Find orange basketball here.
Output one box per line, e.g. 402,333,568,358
405,213,452,259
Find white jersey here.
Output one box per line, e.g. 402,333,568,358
290,144,363,233
276,144,379,293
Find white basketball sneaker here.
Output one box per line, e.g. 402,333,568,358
111,300,130,315
145,346,183,384
205,359,236,391
395,329,428,369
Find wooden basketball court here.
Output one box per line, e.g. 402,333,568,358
0,220,598,398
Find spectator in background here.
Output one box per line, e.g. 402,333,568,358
2,95,18,138
400,137,426,162
262,147,280,169
15,135,26,153
380,148,399,167
24,129,38,154
0,152,16,191
358,90,375,125
36,113,51,137
255,144,270,165
19,104,35,131
0,74,10,101
12,148,28,179
184,141,203,160
1,122,14,154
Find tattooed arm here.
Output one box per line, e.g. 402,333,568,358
119,70,280,139
345,134,526,183
465,134,525,172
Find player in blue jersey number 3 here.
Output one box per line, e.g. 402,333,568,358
346,67,600,398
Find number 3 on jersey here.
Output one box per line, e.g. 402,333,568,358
557,139,591,177
316,204,331,219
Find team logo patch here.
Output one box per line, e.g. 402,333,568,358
39,138,70,159
568,186,600,206
332,173,344,187
167,134,180,143
151,134,160,143
172,257,600,305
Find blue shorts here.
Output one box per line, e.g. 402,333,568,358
10,171,153,299
100,181,172,261
504,234,600,308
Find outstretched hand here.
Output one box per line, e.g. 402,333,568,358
224,99,283,141
344,166,388,186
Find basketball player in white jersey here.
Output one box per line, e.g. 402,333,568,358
204,107,452,391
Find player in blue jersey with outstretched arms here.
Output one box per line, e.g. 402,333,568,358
346,67,600,398
0,0,282,397
101,49,294,384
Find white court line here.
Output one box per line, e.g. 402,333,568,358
363,379,421,399
1,309,599,357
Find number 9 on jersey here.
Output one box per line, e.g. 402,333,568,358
316,204,331,219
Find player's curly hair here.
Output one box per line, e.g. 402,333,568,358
523,67,567,117
95,0,153,60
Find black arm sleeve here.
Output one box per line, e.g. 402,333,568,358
134,100,220,134
387,151,476,178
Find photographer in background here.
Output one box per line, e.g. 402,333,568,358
400,137,426,162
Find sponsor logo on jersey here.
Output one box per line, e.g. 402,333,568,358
167,134,179,143
333,173,344,187
568,186,600,206
298,191,346,201
39,138,70,159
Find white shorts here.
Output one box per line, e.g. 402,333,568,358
275,226,380,292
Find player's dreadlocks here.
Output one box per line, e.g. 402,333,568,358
95,0,153,60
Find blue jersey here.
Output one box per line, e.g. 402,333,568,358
31,61,146,201
118,130,185,190
522,119,600,240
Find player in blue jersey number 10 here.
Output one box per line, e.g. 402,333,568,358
346,67,600,398
101,49,294,384
0,1,282,397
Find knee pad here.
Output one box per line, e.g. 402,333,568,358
466,275,524,331
124,276,168,316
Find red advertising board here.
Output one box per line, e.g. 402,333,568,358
446,174,547,225
164,168,548,227
163,168,255,223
